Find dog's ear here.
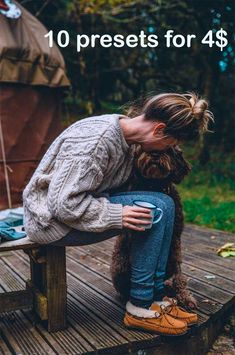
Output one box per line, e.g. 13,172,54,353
133,144,191,184
135,150,172,179
169,146,192,184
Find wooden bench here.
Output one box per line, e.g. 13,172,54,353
0,237,67,332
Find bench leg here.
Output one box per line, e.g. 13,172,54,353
46,246,67,332
27,245,67,332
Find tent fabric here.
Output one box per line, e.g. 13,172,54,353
0,1,70,87
0,83,63,209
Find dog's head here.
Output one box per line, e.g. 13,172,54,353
134,145,191,184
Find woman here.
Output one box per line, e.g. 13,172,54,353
23,92,214,336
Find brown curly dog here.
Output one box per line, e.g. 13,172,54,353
109,144,198,310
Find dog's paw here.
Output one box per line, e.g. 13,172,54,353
177,294,198,310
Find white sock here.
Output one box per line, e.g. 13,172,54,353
126,301,160,318
154,300,171,307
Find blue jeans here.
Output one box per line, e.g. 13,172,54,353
52,191,175,307
108,191,175,307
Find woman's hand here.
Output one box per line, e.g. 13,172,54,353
122,206,152,231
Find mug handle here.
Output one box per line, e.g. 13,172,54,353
152,208,163,224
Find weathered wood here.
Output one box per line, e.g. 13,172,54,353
65,252,225,320
0,310,58,355
26,280,48,320
0,224,234,354
0,290,33,313
29,246,47,294
181,264,235,292
0,241,67,332
140,305,235,355
185,223,235,238
26,245,68,331
0,335,12,355
0,237,38,252
45,246,67,332
181,253,235,282
182,242,235,269
0,268,93,354
16,250,159,345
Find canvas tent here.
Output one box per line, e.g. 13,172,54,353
0,1,70,209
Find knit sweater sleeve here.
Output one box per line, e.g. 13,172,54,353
47,154,123,232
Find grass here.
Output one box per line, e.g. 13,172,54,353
178,145,235,233
179,184,235,232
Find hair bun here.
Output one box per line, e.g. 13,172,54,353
189,97,208,120
185,92,214,133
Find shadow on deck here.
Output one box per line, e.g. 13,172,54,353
0,224,234,355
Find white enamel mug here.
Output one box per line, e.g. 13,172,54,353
133,200,163,229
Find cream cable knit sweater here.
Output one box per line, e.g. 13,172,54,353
23,114,135,244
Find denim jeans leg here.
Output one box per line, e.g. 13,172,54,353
152,194,175,299
108,191,173,305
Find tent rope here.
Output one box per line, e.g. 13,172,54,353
0,116,12,208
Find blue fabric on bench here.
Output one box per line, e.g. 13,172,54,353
0,221,26,241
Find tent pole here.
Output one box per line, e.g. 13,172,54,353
0,116,12,208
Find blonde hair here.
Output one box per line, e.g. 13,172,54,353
124,92,215,141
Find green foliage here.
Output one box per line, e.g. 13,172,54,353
69,0,139,15
178,148,235,232
182,195,235,232
19,1,235,157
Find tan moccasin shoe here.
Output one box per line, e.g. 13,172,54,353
123,301,188,336
151,296,198,326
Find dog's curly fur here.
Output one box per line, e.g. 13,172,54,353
110,145,198,310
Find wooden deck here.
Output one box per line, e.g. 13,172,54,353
0,224,234,355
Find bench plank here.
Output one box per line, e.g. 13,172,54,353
0,290,33,313
0,236,38,252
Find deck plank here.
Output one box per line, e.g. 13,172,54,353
0,223,234,354
84,231,235,271
0,262,94,354
30,252,157,343
12,249,214,327
64,248,231,319
67,239,235,300
1,250,158,352
0,330,12,355
181,253,235,281
182,242,235,270
0,237,38,252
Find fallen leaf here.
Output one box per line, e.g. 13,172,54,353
216,242,235,258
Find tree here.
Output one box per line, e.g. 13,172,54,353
19,0,235,158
